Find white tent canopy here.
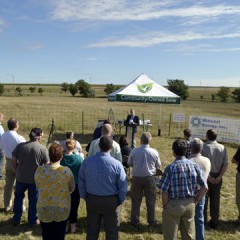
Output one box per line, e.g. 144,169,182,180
108,73,181,104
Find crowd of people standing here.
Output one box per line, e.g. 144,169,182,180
0,110,239,240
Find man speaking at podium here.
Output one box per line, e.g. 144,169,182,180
124,109,140,148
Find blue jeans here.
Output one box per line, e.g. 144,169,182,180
0,151,4,177
13,181,38,225
195,195,205,240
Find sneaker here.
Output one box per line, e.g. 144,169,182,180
22,204,27,212
5,206,12,213
29,219,40,226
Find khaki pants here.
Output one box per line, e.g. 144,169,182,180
4,158,16,209
162,198,195,240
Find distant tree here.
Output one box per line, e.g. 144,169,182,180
231,88,240,103
38,88,44,96
200,96,204,100
216,86,230,102
84,88,95,98
15,87,23,96
76,79,90,94
0,83,4,95
76,79,95,98
29,86,36,93
104,83,117,95
69,84,78,97
211,94,215,102
61,82,69,93
167,79,189,100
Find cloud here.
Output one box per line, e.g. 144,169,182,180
0,18,6,32
87,30,240,48
163,44,240,55
49,0,240,21
15,15,30,20
82,57,98,61
25,44,45,51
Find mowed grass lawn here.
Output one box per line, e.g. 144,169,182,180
0,89,240,239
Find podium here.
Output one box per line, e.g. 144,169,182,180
125,124,137,148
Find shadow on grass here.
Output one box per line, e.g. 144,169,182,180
205,219,240,233
0,215,41,237
0,213,88,237
76,216,163,235
76,216,162,233
119,221,163,234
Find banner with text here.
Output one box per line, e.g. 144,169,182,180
189,116,240,144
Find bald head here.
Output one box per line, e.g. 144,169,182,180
191,138,203,155
101,123,113,136
141,132,152,145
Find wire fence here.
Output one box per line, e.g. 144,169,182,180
1,108,189,141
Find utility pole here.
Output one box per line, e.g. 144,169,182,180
12,74,15,95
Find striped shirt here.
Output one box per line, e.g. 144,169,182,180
159,157,207,200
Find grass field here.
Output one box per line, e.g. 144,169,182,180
0,85,240,239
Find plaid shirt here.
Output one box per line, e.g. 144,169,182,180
159,157,207,200
185,137,193,159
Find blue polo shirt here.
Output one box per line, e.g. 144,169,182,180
78,152,127,204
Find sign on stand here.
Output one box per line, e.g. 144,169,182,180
173,113,186,123
189,115,240,144
173,113,186,137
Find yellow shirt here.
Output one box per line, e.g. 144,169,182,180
35,164,75,222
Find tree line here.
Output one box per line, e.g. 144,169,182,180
0,80,240,102
60,80,122,98
60,79,240,102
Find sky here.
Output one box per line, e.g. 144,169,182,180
0,0,240,87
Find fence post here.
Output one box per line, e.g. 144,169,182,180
158,125,161,136
142,113,145,131
168,113,172,136
82,110,84,134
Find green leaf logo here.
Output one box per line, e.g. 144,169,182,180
137,83,153,93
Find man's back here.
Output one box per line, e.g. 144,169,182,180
81,153,122,194
13,141,49,184
161,158,205,200
79,151,127,204
191,154,211,181
128,145,160,177
202,140,228,173
88,138,122,162
1,130,25,158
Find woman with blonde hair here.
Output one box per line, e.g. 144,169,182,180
61,139,83,233
35,143,75,240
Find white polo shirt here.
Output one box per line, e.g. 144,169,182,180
0,130,26,159
0,123,4,151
